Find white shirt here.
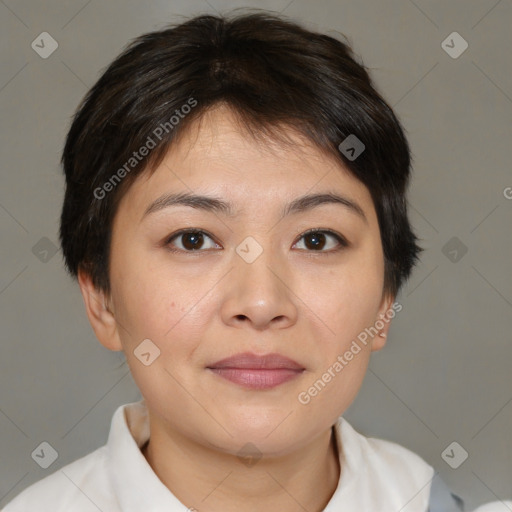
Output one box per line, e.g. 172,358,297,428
2,399,446,511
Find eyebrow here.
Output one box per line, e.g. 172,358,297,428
142,191,367,224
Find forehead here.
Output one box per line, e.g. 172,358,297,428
116,105,374,220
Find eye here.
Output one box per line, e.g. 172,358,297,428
293,229,348,252
165,229,220,252
164,228,348,254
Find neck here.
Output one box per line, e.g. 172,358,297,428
141,424,341,512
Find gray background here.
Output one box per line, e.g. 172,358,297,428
1,0,511,510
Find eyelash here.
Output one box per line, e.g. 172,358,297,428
163,228,349,254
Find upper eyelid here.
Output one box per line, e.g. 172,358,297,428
166,228,217,244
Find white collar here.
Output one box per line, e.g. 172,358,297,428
107,400,434,511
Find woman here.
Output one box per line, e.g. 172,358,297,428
4,10,472,511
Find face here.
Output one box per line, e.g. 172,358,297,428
82,105,394,458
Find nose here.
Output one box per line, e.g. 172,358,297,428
220,243,299,331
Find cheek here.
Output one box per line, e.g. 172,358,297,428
296,265,380,417
303,256,384,350
302,348,371,421
111,248,213,349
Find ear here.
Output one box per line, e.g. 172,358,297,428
370,292,396,352
77,268,123,352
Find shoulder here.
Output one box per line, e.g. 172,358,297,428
360,433,466,510
428,474,465,511
337,418,465,511
335,418,434,509
2,445,114,512
339,418,434,482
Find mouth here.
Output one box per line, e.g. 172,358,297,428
206,352,305,390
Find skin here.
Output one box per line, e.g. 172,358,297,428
79,104,395,512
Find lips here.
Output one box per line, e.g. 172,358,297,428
207,352,305,390
208,352,304,370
